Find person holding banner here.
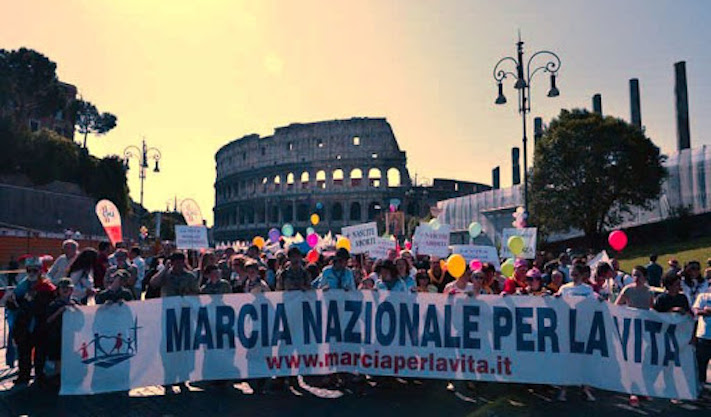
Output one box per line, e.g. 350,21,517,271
395,257,416,291
503,258,529,295
200,265,232,294
149,252,199,297
546,269,564,294
681,260,708,306
95,270,134,304
243,260,271,293
524,268,549,296
313,248,356,291
427,257,452,293
374,260,407,292
480,263,501,294
414,270,437,293
692,288,711,388
276,247,311,291
443,266,473,296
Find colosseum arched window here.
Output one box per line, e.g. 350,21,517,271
273,175,281,191
368,201,381,220
300,172,310,189
316,170,326,189
262,177,268,193
350,169,363,187
350,202,362,221
368,168,382,187
333,169,344,186
387,168,401,187
332,202,343,221
287,173,295,190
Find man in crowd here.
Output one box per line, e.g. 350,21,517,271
96,270,135,304
149,252,199,297
47,239,78,283
312,248,356,290
94,241,111,290
105,249,138,298
276,247,312,291
646,254,663,288
128,246,146,300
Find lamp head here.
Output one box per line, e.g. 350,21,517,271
514,78,527,90
495,82,507,105
547,74,560,97
153,160,160,173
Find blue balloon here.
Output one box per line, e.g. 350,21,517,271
316,202,324,210
281,223,294,237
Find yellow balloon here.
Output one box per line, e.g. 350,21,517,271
507,235,525,255
252,236,265,249
336,237,351,252
310,213,320,226
501,258,514,277
446,254,466,279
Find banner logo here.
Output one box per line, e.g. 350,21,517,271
79,317,142,369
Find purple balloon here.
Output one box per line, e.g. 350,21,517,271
268,228,281,242
307,233,319,247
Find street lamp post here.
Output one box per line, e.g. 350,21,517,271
123,138,162,212
493,33,561,214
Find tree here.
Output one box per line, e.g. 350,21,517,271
71,99,117,148
529,109,667,247
0,48,67,124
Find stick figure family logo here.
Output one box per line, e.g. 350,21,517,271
78,317,142,368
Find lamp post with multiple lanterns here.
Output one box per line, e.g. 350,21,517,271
123,138,162,211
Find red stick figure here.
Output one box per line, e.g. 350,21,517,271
79,342,89,360
110,333,123,354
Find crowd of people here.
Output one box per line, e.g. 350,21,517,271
3,238,711,404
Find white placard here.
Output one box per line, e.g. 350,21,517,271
175,225,209,250
451,245,501,270
412,224,451,258
499,227,538,259
369,237,396,260
341,222,378,254
179,198,204,227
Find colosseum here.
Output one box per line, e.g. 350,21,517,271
213,118,412,242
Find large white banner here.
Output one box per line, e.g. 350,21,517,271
61,292,699,399
500,227,538,259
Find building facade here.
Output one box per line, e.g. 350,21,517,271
213,118,412,242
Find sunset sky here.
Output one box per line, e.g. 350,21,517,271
2,0,709,225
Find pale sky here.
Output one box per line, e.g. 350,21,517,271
2,0,709,226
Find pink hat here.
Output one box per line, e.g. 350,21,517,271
526,267,542,280
514,258,528,269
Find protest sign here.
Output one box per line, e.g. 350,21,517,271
450,245,501,270
369,237,396,260
179,198,204,227
588,250,611,267
341,222,378,254
95,199,122,245
175,225,209,250
413,224,451,257
61,291,698,399
499,228,537,259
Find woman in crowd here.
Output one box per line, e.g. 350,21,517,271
395,256,416,291
428,257,452,293
503,258,529,295
524,268,548,296
443,266,473,295
414,269,438,293
66,248,98,304
547,269,564,294
680,260,708,306
374,260,407,292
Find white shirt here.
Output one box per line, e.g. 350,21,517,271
69,269,94,300
682,278,710,307
131,256,146,288
692,292,711,340
556,282,595,298
47,254,75,283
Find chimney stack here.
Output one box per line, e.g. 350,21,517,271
630,78,642,129
492,167,500,190
592,94,603,115
512,147,521,185
674,61,691,151
534,117,543,148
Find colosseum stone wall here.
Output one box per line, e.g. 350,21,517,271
213,117,411,242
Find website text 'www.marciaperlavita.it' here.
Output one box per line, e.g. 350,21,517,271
265,351,514,375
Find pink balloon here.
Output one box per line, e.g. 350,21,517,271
307,233,319,248
405,241,412,250
470,259,483,271
608,230,628,251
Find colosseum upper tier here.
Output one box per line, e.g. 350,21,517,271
213,117,411,242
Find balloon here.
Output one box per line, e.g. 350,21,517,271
307,233,319,247
389,204,396,212
252,236,265,249
507,235,525,255
281,223,294,237
429,218,441,230
310,213,320,225
306,227,315,235
307,249,319,263
608,230,628,251
446,254,466,279
501,258,515,277
468,222,482,239
336,237,351,252
470,259,482,271
268,228,281,242
316,202,324,210
405,241,412,250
